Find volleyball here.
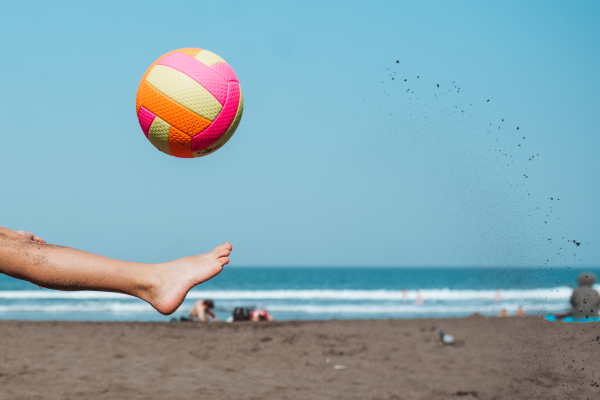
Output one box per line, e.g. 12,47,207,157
136,48,243,158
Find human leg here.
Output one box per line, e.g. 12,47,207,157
0,227,230,315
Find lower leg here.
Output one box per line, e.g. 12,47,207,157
0,227,231,315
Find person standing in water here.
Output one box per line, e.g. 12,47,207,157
569,273,600,319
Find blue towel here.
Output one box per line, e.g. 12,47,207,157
545,314,600,323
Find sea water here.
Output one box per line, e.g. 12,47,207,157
0,267,597,322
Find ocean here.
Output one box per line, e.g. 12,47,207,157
0,267,597,322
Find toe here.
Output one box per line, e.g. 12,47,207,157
212,242,232,254
216,248,231,258
220,257,230,266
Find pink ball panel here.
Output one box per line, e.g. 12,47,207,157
191,82,240,151
211,62,238,83
157,52,228,105
138,106,156,138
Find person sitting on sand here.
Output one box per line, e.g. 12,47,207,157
250,308,274,322
189,299,217,322
516,306,525,317
0,227,231,315
569,273,600,319
498,309,509,317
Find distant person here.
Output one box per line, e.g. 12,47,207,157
250,308,274,322
188,299,217,322
498,309,509,317
416,290,423,305
494,289,501,303
569,273,600,319
516,306,525,317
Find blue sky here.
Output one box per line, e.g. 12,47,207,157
0,1,598,267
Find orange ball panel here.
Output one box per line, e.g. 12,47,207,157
136,79,212,137
168,126,194,158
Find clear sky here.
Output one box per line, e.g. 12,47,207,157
0,1,598,267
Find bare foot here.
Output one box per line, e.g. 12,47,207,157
145,243,232,315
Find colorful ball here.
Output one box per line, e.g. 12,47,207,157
136,48,243,158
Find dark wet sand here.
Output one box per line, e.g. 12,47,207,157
0,316,598,399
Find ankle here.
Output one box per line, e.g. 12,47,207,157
134,263,163,303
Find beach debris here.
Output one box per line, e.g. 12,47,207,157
377,64,585,272
456,391,479,397
438,329,456,345
333,365,346,369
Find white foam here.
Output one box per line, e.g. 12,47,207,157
0,287,583,317
0,287,581,301
264,302,566,314
0,291,131,300
0,301,565,315
0,302,155,313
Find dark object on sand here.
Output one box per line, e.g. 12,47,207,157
437,329,456,345
233,307,252,321
570,273,600,319
170,316,199,323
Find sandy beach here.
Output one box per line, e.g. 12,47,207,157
0,316,598,399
